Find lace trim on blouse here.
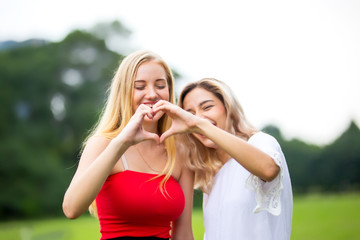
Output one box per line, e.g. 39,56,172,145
245,151,283,216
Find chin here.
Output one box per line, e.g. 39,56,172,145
194,135,217,149
202,141,217,149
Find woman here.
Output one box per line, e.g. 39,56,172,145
153,78,293,240
62,50,194,240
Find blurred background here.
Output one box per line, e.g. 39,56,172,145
1,0,359,239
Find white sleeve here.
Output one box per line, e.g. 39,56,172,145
245,133,284,216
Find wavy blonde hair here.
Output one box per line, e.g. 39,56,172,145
87,50,176,215
177,78,258,193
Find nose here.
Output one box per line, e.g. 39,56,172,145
195,110,207,119
146,85,158,100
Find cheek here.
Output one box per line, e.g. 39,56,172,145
217,116,227,131
158,84,171,101
132,92,141,111
192,133,217,149
160,89,170,101
216,108,228,130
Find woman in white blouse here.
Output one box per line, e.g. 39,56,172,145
153,78,293,240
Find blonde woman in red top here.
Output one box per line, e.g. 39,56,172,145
62,50,194,240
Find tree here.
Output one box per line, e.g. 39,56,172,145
0,23,125,220
311,121,360,191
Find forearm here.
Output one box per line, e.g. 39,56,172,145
63,138,129,219
172,164,195,240
196,120,279,181
172,221,194,240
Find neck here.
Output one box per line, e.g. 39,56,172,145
143,121,159,134
216,148,231,164
138,139,162,149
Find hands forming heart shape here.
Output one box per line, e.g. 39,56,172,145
118,100,197,146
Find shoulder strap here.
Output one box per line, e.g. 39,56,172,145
121,155,129,170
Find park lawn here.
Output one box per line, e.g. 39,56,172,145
0,209,204,240
0,193,359,240
292,193,360,240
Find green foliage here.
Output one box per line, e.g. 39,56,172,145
311,121,360,191
193,189,203,208
0,22,124,220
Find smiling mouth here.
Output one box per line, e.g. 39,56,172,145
144,102,157,109
194,133,207,139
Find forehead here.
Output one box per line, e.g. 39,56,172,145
183,87,220,108
135,61,166,79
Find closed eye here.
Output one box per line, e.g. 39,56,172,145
156,85,166,89
155,79,167,89
135,86,145,90
186,109,195,115
203,105,214,110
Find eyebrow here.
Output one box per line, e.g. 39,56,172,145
185,99,214,111
134,79,166,83
199,99,214,107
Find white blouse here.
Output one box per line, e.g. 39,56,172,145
203,132,293,240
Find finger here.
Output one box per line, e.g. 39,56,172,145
146,111,154,119
153,100,168,108
144,132,160,144
136,104,154,119
153,100,170,109
137,103,153,112
153,103,172,115
159,129,175,143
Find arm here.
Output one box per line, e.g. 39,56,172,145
195,119,279,181
62,104,159,219
153,100,279,182
62,136,128,219
172,154,195,240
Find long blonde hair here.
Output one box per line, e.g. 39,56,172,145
177,78,258,193
87,50,176,215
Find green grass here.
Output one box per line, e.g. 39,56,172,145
292,193,360,240
1,193,359,240
192,209,205,239
0,216,100,240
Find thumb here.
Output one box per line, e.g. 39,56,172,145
143,132,160,144
160,129,175,143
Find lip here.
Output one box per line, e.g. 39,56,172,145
194,132,207,139
143,101,158,108
208,119,216,126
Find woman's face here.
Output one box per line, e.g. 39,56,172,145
132,60,170,122
182,87,227,149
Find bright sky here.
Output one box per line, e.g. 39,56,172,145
1,0,359,145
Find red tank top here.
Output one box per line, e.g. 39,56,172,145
96,170,185,239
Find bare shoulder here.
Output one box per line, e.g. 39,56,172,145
174,145,194,182
84,135,111,152
78,135,112,168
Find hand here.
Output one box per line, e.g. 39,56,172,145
114,104,160,145
153,100,198,143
